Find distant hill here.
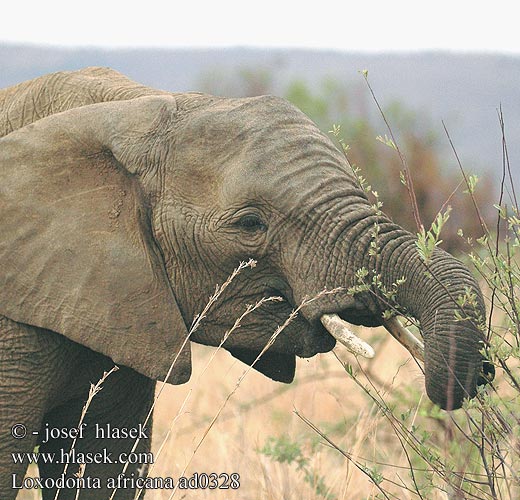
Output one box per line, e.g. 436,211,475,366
1,44,519,185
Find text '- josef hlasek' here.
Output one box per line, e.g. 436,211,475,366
11,422,153,465
37,422,149,443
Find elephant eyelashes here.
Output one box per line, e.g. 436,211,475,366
234,214,268,233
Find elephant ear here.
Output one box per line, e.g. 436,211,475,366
0,96,191,384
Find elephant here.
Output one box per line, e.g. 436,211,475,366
0,67,493,499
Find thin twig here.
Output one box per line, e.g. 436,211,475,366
362,71,423,231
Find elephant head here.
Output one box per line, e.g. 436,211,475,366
0,81,492,410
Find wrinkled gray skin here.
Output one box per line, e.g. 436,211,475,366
0,68,490,499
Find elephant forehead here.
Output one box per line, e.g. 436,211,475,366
224,140,351,195
169,96,357,209
179,95,328,155
222,128,353,202
177,96,350,179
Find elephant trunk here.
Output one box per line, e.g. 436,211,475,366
380,235,486,410
299,208,488,410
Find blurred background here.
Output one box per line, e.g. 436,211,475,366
6,1,519,498
3,1,519,252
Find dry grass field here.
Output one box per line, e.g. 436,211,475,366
148,331,426,500
19,317,518,500
18,325,432,500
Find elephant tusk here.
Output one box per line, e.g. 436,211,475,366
321,314,424,362
320,314,375,358
382,317,424,362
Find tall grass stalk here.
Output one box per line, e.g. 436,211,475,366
167,288,341,499
111,259,258,500
52,366,119,500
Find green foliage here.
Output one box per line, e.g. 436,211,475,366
416,207,452,264
286,80,329,125
259,435,337,500
464,174,480,195
376,134,398,151
260,435,305,467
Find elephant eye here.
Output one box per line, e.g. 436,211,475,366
234,214,267,233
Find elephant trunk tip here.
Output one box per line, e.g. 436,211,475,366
426,356,495,411
477,358,495,386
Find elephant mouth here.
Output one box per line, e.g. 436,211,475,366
226,303,425,384
228,347,297,383
226,303,338,383
224,281,423,383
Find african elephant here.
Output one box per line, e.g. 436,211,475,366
0,68,492,499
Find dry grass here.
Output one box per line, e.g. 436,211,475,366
19,318,518,500
145,329,433,500
16,234,519,499
19,327,423,500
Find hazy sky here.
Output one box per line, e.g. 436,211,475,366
2,0,519,53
